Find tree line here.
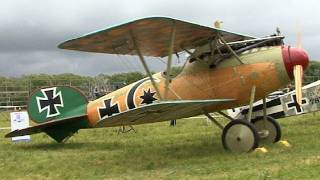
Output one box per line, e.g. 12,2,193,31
0,61,319,92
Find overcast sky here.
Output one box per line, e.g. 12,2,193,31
1,0,319,77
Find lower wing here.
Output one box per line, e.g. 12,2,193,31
95,99,234,127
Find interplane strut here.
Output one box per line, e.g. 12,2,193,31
129,30,163,100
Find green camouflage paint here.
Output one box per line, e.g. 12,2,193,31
181,46,290,86
28,86,89,125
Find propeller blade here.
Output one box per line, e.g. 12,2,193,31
296,23,302,48
293,65,303,105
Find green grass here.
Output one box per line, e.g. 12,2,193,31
1,112,320,179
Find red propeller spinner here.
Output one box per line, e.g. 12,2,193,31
282,45,309,105
282,46,309,79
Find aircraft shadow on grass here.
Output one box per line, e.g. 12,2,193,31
13,138,225,159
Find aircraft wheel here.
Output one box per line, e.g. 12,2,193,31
252,116,281,144
222,120,259,153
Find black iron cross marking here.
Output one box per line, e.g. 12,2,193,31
286,94,307,114
98,99,120,119
37,88,63,118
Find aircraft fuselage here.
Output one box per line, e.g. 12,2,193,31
86,45,305,127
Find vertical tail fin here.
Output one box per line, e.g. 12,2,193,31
25,86,90,142
28,86,88,123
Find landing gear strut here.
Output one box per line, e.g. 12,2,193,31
205,86,283,153
205,112,260,153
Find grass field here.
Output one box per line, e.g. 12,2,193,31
0,112,320,179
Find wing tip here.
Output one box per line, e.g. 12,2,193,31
57,16,176,50
4,130,19,138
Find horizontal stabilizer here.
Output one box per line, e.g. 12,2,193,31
95,99,234,127
5,115,88,142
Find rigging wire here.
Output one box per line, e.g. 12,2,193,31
117,37,209,97
116,54,133,72
118,54,142,72
112,47,142,73
133,55,145,72
156,57,167,65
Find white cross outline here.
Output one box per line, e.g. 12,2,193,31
285,94,308,115
36,87,64,118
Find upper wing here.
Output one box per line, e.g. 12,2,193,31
95,99,234,127
58,17,255,57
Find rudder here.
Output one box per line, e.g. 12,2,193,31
27,86,90,142
28,86,88,123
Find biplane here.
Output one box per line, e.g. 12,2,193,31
227,80,320,122
5,17,309,153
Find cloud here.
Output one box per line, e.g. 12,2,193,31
0,0,319,77
0,50,169,77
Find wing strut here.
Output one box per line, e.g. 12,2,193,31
164,21,177,99
129,30,163,100
247,85,256,122
217,33,244,65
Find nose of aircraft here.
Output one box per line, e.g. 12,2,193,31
282,46,309,79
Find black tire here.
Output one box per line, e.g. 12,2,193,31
222,120,259,153
252,116,281,144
